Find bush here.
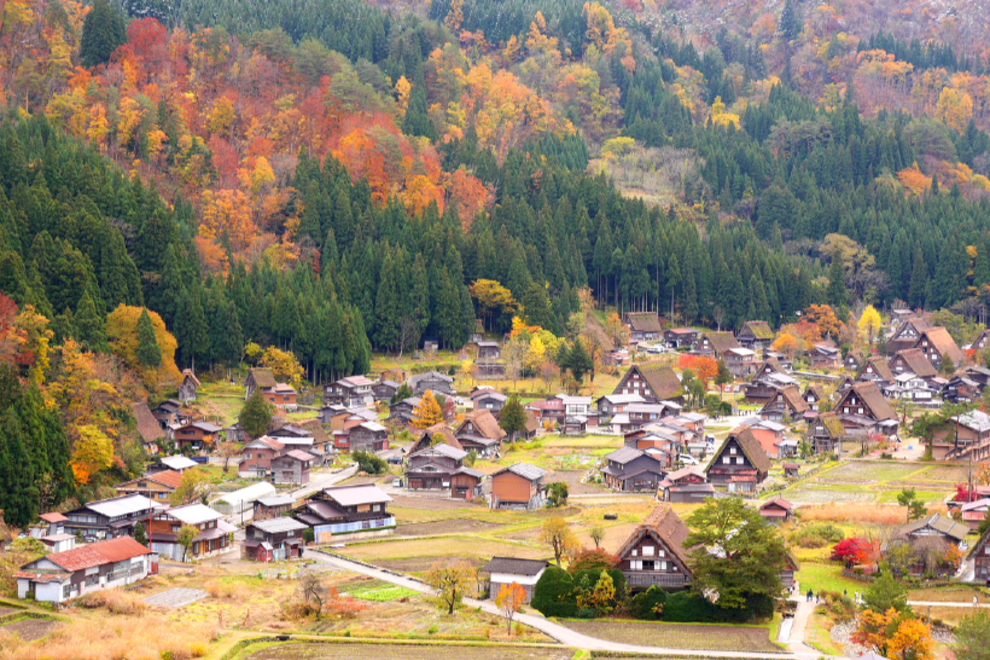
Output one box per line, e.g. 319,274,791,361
662,591,717,622
572,568,626,601
791,522,845,548
76,589,147,615
531,566,577,618
630,585,667,620
568,548,618,573
352,450,386,474
575,608,597,619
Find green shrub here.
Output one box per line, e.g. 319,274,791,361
630,585,667,620
662,591,717,622
531,566,577,618
352,450,387,474
572,568,626,601
575,608,596,619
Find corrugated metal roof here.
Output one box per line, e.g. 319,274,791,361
250,517,309,534
159,456,198,471
43,537,151,572
166,503,223,525
213,482,277,506
85,494,156,518
324,484,393,507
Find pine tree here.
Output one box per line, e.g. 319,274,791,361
827,252,847,308
0,408,39,528
80,0,127,67
499,395,528,442
239,389,273,438
136,307,162,367
75,289,108,352
374,254,400,351
909,248,928,308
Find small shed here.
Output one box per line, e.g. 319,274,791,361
211,482,278,518
759,497,795,524
481,557,549,603
783,463,800,478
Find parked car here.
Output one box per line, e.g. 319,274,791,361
677,454,699,465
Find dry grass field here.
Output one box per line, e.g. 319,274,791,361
245,643,575,660
563,620,782,653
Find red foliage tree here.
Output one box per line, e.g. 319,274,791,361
831,537,873,566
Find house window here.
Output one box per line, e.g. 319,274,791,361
642,546,654,556
245,453,252,459
660,561,667,570
730,447,736,455
723,456,730,464
630,560,642,570
63,584,72,598
736,457,744,464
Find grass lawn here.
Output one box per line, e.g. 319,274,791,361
562,620,782,653
804,609,845,656
334,536,551,564
794,561,866,596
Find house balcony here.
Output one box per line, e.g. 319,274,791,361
623,571,690,589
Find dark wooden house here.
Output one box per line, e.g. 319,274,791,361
178,369,201,403
405,443,483,498
454,409,506,457
834,381,899,437
889,348,937,379
888,316,932,354
601,446,668,492
243,517,308,561
968,524,990,584
806,412,844,455
481,557,549,604
253,495,296,522
270,450,314,485
737,320,774,352
623,312,663,342
244,368,276,400
691,331,740,359
616,505,693,591
664,328,698,348
294,484,394,543
408,371,455,397
913,327,965,371
613,363,684,402
705,428,771,493
759,384,810,423
490,463,547,510
759,497,795,524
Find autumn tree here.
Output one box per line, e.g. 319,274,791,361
858,305,882,346
299,573,328,619
539,516,579,567
177,524,200,561
411,390,443,429
70,424,115,485
258,346,304,390
426,560,476,614
105,305,181,394
496,582,526,634
170,467,213,506
469,280,519,332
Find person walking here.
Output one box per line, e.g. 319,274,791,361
807,588,813,602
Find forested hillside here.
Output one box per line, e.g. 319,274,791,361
3,0,990,513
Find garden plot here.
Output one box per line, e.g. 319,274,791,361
818,462,924,484
247,643,573,660
0,617,62,642
395,519,504,536
564,620,782,653
784,486,876,505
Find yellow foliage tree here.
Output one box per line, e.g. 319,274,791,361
711,96,741,129
258,345,304,390
888,617,935,660
772,332,801,359
15,304,52,386
207,96,236,136
936,86,973,133
105,305,182,394
411,389,443,429
444,0,464,32
395,75,411,116
857,305,883,345
71,424,114,485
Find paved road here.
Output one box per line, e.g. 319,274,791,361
305,549,825,659
288,464,358,500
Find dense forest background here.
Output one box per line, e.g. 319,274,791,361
3,0,990,512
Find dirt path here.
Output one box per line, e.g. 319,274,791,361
304,549,828,659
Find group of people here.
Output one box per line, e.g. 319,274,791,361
804,588,861,604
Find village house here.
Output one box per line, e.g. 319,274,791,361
658,467,712,503
16,537,155,603
407,423,460,454
844,349,865,371
178,369,201,403
244,368,276,400
971,327,990,353
63,494,161,540
243,517,309,562
691,331,740,360
595,393,646,419
616,505,693,591
942,375,982,404
895,513,969,576
30,512,68,541
724,347,759,377
114,470,183,503
224,422,248,443
169,420,221,453
960,499,990,531
664,328,698,348
783,462,800,478
317,403,350,428
781,551,800,590
405,443,484,499
613,363,684,402
211,482,277,521
148,503,236,562
623,312,663,343
149,455,199,473
624,427,680,462
388,396,421,424
705,428,771,493
601,446,668,492
132,402,165,453
913,327,965,371
294,484,395,543
759,497,795,525
883,373,934,401
930,410,990,461
743,360,797,404
408,371,455,397
455,409,507,456
150,399,184,428
481,557,549,603
887,316,932,354
524,397,565,426
742,418,788,458
239,436,285,478
737,320,775,352
889,348,938,379
834,381,899,437
808,344,841,369
271,450,315,485
269,383,298,410
968,524,990,583
611,402,680,434
372,379,401,402
490,463,547,510
475,341,506,378
802,384,825,412
472,388,507,413
324,376,375,408
253,495,296,522
344,421,389,453
759,384,810,424
858,356,896,386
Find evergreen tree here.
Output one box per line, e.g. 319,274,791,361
374,254,400,351
499,395,528,442
0,408,39,528
827,252,847,308
239,390,273,438
562,340,594,383
909,248,928,308
75,289,108,352
136,307,163,367
80,0,127,67
402,86,438,140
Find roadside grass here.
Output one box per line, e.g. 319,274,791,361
906,587,985,603
347,582,420,602
239,641,574,660
334,536,551,563
804,609,845,656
